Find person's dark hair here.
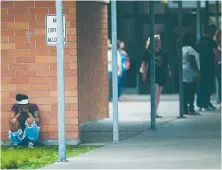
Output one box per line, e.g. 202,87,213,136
16,94,28,102
182,34,195,47
23,95,28,100
16,94,23,102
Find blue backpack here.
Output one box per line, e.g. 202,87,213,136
120,53,127,72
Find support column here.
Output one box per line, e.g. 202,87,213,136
178,1,185,118
215,0,220,103
56,0,66,162
216,1,220,29
134,1,141,94
149,1,156,129
204,1,209,27
197,1,201,41
111,0,119,143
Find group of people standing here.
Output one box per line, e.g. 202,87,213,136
140,25,221,117
108,24,221,118
181,25,221,115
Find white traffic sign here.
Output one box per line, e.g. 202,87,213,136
46,15,66,46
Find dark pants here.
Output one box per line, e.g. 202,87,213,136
216,64,221,102
196,75,214,108
108,72,121,101
183,81,196,112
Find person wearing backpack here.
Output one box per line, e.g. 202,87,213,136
108,39,122,101
117,40,130,98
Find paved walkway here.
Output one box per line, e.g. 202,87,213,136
44,95,221,169
80,95,179,145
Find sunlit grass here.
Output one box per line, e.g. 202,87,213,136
1,145,98,169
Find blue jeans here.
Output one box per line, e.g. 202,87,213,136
108,72,121,101
118,71,126,97
8,121,40,146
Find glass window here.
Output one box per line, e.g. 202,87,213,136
209,16,221,29
138,1,149,14
118,1,135,15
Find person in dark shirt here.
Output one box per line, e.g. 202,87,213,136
196,25,220,111
140,35,171,118
9,94,40,148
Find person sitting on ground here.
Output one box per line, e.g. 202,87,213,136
8,94,40,148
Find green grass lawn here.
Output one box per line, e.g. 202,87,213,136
1,145,98,169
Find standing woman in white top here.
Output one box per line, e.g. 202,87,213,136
107,39,122,101
182,34,200,115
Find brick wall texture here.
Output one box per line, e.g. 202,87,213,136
1,1,109,142
76,1,109,124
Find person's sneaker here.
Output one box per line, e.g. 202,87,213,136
28,142,34,148
208,104,217,111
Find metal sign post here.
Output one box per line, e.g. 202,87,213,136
216,1,220,29
196,1,201,41
178,1,185,118
111,0,119,143
215,0,220,103
149,1,156,129
56,0,66,161
204,1,209,27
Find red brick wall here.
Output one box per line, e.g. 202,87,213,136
1,1,79,142
76,2,109,124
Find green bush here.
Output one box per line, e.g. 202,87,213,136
1,145,97,169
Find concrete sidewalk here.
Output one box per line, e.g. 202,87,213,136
44,96,221,169
80,95,180,144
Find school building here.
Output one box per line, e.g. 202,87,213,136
1,1,109,144
1,0,221,144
